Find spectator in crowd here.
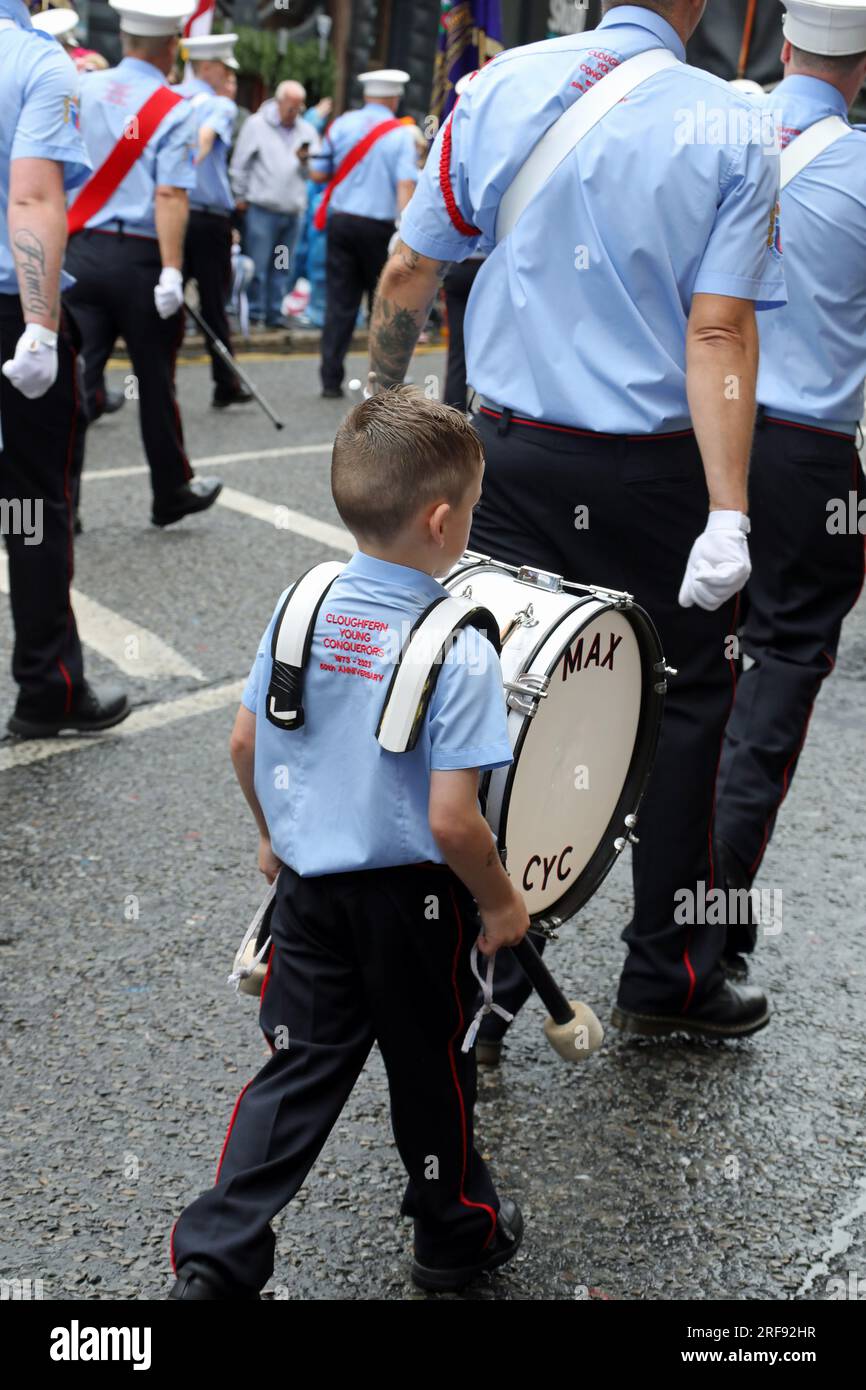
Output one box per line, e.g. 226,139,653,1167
229,80,320,329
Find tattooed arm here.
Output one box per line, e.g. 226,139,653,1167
7,157,67,332
367,239,450,392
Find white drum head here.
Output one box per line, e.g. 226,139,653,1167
492,608,643,917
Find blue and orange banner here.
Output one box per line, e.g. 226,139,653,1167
431,0,504,123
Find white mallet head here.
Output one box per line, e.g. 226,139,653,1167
543,1000,604,1062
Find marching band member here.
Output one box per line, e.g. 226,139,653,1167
0,0,128,737
368,0,787,1050
64,0,222,528
715,0,866,972
310,69,419,399
169,389,528,1298
176,30,251,409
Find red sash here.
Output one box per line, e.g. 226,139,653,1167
313,117,408,231
67,86,185,236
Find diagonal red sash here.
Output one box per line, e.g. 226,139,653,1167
313,117,408,231
67,86,185,236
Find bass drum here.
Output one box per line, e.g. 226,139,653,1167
444,554,669,927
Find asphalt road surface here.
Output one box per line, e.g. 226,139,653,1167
1,349,864,1302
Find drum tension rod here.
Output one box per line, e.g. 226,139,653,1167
653,657,678,694
504,672,550,717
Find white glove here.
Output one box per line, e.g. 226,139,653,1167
1,323,58,399
154,267,184,319
678,510,751,611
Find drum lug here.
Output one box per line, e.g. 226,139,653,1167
587,583,634,605
532,917,562,942
505,673,550,716
653,658,677,693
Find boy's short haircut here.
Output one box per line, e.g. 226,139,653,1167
331,384,484,544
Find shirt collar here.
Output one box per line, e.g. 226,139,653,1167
183,75,214,96
118,56,169,85
344,549,447,601
597,3,687,63
0,0,32,27
776,73,850,119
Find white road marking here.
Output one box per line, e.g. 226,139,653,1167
0,679,245,773
796,1177,866,1296
87,442,332,482
216,486,354,553
0,556,204,681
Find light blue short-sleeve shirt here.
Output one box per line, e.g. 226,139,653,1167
241,551,513,876
755,75,866,429
0,0,91,296
309,104,419,220
400,4,787,435
176,74,236,212
68,56,197,238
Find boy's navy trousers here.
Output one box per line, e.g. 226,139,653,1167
171,861,500,1290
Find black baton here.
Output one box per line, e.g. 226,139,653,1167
184,300,285,430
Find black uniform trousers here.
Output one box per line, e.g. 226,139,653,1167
0,295,84,718
183,210,235,392
443,258,482,412
716,416,865,899
469,409,737,1023
320,211,393,392
171,861,500,1291
64,230,192,508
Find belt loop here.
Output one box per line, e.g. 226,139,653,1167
497,406,513,437
117,219,125,241
755,404,766,431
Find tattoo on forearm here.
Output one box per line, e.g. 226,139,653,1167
485,845,497,868
369,295,430,390
12,229,52,320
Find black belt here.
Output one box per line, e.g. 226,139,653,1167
477,402,695,443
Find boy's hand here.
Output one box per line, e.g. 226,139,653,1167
258,835,282,884
477,883,530,958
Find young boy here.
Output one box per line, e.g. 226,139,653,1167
169,386,530,1299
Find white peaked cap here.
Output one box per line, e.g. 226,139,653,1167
455,70,479,97
181,32,239,69
783,0,866,55
358,68,410,96
32,8,79,38
108,0,196,37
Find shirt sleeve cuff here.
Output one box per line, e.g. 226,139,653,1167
430,743,513,772
693,268,787,310
399,209,477,263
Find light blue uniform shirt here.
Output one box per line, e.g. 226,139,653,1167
241,550,513,876
0,0,90,295
756,75,866,431
69,56,197,238
309,103,418,220
176,74,236,213
401,4,787,435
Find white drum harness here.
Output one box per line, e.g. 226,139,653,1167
264,561,502,753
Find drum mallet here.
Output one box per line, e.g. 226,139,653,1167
513,935,604,1063
184,301,285,430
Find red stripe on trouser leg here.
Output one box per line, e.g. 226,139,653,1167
169,1218,178,1275
446,885,498,1249
214,1079,254,1184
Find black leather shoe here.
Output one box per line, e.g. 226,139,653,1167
722,951,749,983
152,478,222,528
8,681,130,739
212,384,253,408
411,1197,524,1292
101,388,125,415
168,1259,260,1301
321,386,344,399
611,979,770,1040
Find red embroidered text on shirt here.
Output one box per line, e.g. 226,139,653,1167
319,611,391,680
571,50,621,94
